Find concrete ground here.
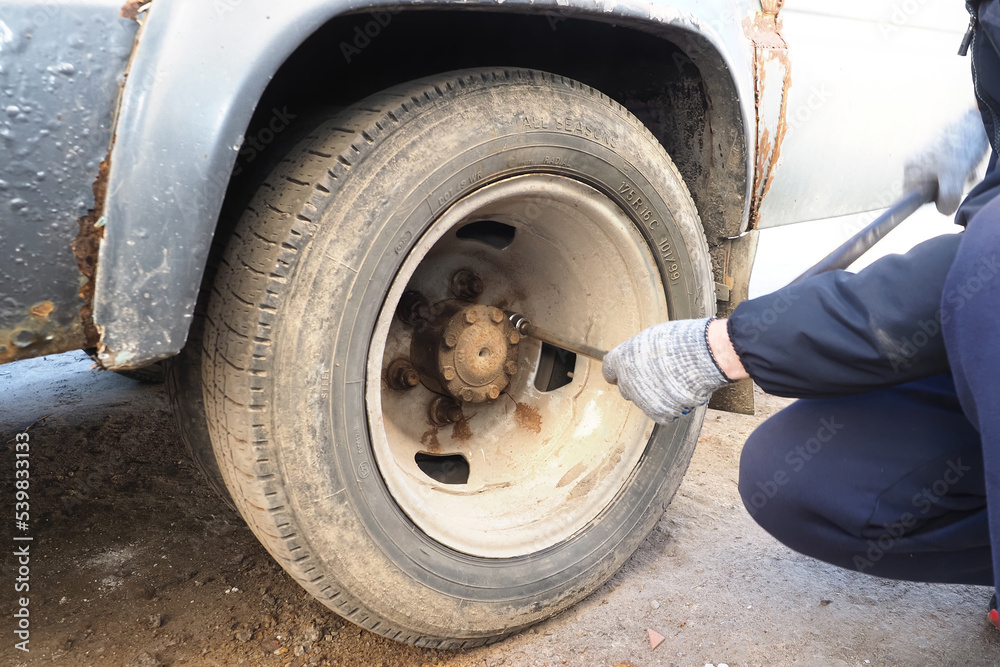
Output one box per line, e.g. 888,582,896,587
3,351,998,667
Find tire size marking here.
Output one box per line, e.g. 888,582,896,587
619,181,681,283
520,114,619,149
618,180,659,228
434,170,484,209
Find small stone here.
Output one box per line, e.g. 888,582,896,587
127,651,161,667
650,600,660,610
237,628,254,642
820,599,833,605
647,628,665,650
294,645,306,657
149,613,162,629
303,622,322,643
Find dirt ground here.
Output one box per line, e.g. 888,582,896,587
3,351,999,667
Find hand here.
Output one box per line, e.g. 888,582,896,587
602,317,733,424
904,109,989,215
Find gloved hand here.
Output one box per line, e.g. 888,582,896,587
602,317,731,425
904,108,989,215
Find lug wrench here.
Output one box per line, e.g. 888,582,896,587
506,312,608,362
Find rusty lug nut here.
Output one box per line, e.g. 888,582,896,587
490,309,504,323
461,388,476,402
508,332,521,345
429,396,463,425
444,332,458,348
505,361,518,375
486,385,501,400
387,359,420,390
442,366,456,381
464,309,479,324
396,291,431,326
450,269,484,300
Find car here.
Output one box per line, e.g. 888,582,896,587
0,0,974,648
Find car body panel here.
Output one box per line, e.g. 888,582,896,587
0,0,136,363
757,1,976,228
91,0,760,368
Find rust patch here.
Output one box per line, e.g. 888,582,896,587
419,427,441,452
451,418,473,442
513,401,542,434
0,308,86,365
71,156,109,349
29,301,55,319
744,3,792,229
120,0,151,21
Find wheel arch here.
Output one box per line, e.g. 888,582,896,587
93,0,754,369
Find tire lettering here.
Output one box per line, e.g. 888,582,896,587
393,230,413,255
552,116,619,148
521,115,549,129
621,180,682,284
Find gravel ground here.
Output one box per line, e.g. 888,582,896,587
2,351,999,666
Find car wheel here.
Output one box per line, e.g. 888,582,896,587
202,68,713,647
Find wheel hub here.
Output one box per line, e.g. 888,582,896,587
411,301,519,403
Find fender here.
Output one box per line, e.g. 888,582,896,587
93,0,759,368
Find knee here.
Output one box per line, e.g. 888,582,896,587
738,413,813,529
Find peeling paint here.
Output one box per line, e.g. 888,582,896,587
71,156,110,348
744,0,791,229
120,0,152,22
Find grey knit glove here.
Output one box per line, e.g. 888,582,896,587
602,318,731,425
904,109,988,215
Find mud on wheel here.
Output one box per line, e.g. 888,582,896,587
199,68,713,647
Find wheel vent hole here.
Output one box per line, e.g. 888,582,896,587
456,220,515,250
534,343,577,392
415,452,470,485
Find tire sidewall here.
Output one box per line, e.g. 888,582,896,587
269,72,712,636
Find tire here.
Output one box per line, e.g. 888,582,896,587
203,68,714,647
164,312,236,509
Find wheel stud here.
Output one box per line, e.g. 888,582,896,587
464,309,478,324
396,291,431,326
387,359,420,390
429,396,463,425
486,385,501,400
450,269,484,300
505,361,518,375
442,366,456,381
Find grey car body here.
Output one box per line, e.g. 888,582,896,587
0,0,971,367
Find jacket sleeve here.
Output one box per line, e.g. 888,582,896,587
727,233,961,398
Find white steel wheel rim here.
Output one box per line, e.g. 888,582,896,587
366,174,668,558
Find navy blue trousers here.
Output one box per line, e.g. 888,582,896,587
739,374,992,585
